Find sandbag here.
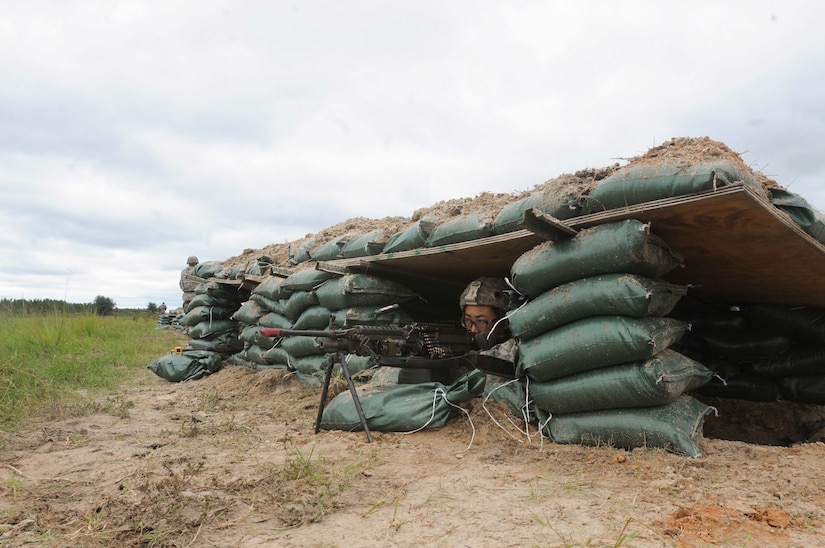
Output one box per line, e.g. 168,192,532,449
280,335,326,358
334,306,414,327
262,346,291,366
251,276,288,300
315,274,417,310
288,240,314,265
193,261,225,279
696,374,782,402
750,343,825,378
528,349,711,415
147,350,222,382
492,191,580,235
508,274,687,340
341,231,388,258
425,213,493,247
319,369,486,432
781,375,825,404
231,300,266,325
188,319,239,339
282,290,320,321
239,325,277,350
510,219,683,298
258,311,293,329
281,269,339,292
383,217,437,253
516,316,689,382
768,187,825,243
310,238,347,261
292,305,335,329
187,292,241,312
249,293,286,315
581,160,764,214
683,325,793,362
543,395,714,457
179,305,234,327
741,304,825,345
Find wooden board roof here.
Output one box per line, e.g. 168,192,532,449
321,184,825,308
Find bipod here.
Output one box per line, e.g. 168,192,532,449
314,350,372,442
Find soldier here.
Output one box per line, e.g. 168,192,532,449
179,255,199,311
459,276,518,368
158,302,167,315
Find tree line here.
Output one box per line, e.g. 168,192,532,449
1,296,121,316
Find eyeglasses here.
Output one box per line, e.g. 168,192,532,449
463,317,493,330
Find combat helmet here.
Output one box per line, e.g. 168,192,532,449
459,277,510,311
187,255,199,266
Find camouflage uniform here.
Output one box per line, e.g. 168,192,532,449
180,256,199,311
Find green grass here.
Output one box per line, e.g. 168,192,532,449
0,311,186,428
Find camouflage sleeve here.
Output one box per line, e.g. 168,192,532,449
479,338,518,364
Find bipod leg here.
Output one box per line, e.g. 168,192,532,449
314,354,336,434
340,356,373,443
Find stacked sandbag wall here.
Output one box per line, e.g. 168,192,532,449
508,219,714,456
229,270,418,387
676,302,825,405
180,280,244,356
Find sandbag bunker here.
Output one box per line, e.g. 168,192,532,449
149,137,825,457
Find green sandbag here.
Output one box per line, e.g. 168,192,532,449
187,292,241,312
280,335,326,358
188,319,239,339
696,374,781,402
243,344,272,365
341,231,387,258
180,305,234,327
543,395,714,457
319,368,486,433
516,316,689,382
768,187,825,243
781,375,825,404
288,240,314,265
751,343,825,377
239,325,277,350
482,374,527,420
291,354,331,376
292,305,334,329
258,311,293,329
251,276,288,300
425,213,493,247
683,324,793,361
193,261,225,279
510,219,683,298
262,346,291,365
231,300,266,325
528,349,711,415
315,274,417,310
249,293,286,315
581,160,763,214
282,290,320,321
147,350,222,382
334,306,414,327
492,191,580,235
383,217,437,253
741,304,825,345
508,274,687,340
281,269,339,292
310,239,346,261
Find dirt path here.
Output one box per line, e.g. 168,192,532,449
2,364,824,547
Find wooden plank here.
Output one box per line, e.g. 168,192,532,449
324,184,825,307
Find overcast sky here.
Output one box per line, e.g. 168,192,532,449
2,1,824,309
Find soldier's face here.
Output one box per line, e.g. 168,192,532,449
462,305,498,334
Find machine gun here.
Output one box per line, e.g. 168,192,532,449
260,309,474,442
